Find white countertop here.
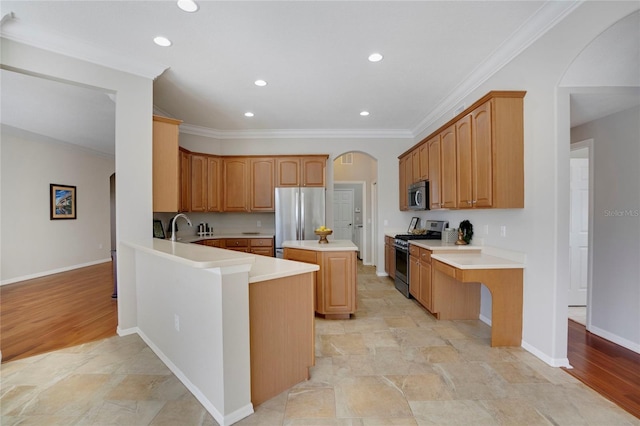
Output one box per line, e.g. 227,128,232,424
123,239,318,283
283,240,358,252
431,252,524,270
176,233,274,243
409,240,482,251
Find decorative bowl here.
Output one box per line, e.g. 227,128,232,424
314,229,333,244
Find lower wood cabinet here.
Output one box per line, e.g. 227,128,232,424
194,237,274,256
409,245,433,311
384,236,396,279
283,248,357,319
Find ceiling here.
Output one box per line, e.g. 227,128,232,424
1,1,638,156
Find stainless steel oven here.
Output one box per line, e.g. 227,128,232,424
393,220,449,298
394,239,410,297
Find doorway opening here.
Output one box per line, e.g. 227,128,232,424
568,140,592,327
333,152,378,266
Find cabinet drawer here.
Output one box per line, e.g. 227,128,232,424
409,245,420,257
250,238,273,247
284,248,317,264
433,259,457,279
225,238,249,247
420,248,432,264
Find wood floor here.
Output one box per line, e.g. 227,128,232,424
0,262,117,363
564,319,640,419
2,265,639,420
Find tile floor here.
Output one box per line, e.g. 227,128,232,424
2,263,638,425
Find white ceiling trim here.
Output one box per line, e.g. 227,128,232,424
411,0,583,141
179,123,414,140
0,12,168,79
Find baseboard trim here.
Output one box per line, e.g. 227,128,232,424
135,329,254,426
588,324,640,354
479,314,492,326
1,258,112,286
521,340,571,368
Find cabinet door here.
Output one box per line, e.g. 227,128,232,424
179,149,191,212
398,156,408,211
276,158,300,187
456,114,473,209
223,158,249,212
207,156,222,212
152,116,181,212
440,125,457,209
319,251,356,314
250,158,275,211
428,135,441,210
472,100,494,208
302,157,326,187
411,149,420,184
190,154,207,212
419,143,429,181
419,260,432,310
409,254,420,299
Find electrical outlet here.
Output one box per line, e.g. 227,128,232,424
483,225,489,235
98,243,103,249
174,314,180,331
500,226,507,237
384,219,388,226
257,220,261,227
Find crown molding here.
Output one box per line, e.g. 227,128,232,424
411,0,583,141
0,13,168,80
179,123,413,140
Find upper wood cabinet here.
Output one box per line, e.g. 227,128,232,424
207,156,222,212
399,91,525,211
152,115,182,212
302,157,326,187
190,154,208,212
427,135,441,210
276,156,328,187
179,148,191,213
250,158,275,211
418,143,429,181
223,157,249,212
440,124,457,209
398,154,410,211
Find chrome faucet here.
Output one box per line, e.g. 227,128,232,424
170,213,192,242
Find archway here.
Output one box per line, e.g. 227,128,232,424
333,151,378,266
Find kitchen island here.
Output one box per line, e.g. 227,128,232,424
120,238,318,425
283,240,358,319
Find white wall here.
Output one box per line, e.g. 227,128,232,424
1,38,154,331
1,126,114,283
571,106,640,352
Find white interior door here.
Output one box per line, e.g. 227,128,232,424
569,157,589,306
333,189,354,241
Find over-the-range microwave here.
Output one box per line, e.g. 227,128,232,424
408,181,429,210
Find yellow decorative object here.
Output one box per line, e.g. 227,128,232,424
314,229,333,244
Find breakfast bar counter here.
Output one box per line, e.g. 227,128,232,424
120,238,319,425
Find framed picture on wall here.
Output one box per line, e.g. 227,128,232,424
50,184,77,220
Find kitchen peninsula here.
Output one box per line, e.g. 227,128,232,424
283,240,358,319
385,233,525,347
120,238,318,426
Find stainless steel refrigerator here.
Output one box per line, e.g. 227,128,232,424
275,187,326,257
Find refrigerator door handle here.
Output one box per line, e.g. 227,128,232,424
295,191,300,240
300,192,305,240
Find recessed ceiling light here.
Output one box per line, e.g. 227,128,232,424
244,112,255,117
153,36,172,47
360,111,370,116
177,0,199,12
254,80,267,87
368,53,383,62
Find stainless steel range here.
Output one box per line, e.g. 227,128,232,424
394,220,448,298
